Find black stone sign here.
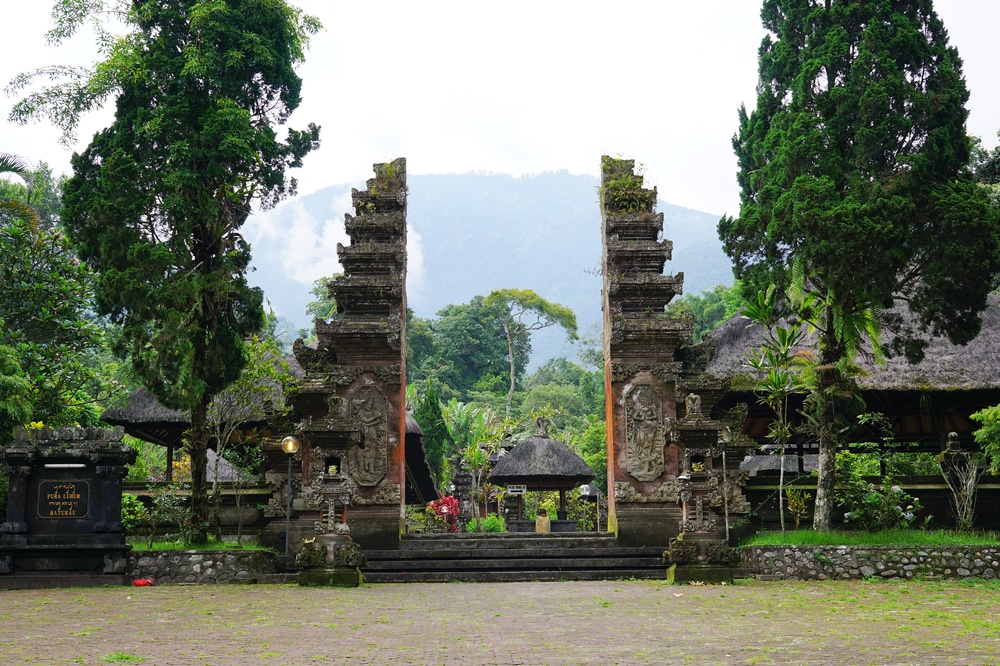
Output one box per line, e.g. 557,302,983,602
37,481,90,519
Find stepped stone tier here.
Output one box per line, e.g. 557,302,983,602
599,156,751,556
289,158,408,550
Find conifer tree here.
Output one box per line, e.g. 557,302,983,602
720,0,1000,529
414,380,452,489
35,0,322,539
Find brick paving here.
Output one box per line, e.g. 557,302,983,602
0,579,998,664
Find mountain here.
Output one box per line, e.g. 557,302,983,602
243,171,734,366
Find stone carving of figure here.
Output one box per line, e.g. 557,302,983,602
626,384,665,482
348,386,388,486
685,392,702,418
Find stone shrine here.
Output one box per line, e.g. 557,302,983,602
0,425,135,588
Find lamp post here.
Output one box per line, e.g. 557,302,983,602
580,484,602,532
281,436,300,560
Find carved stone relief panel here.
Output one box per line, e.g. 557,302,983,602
347,385,388,487
624,383,667,482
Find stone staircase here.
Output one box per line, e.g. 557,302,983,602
361,532,667,583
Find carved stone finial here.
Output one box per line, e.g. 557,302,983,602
946,431,961,452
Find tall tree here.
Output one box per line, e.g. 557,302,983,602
483,289,578,415
1,153,112,427
423,296,522,401
39,0,321,539
720,0,1000,528
304,273,340,322
0,159,64,230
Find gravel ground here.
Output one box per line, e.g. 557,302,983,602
1,579,998,665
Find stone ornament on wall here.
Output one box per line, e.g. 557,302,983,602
624,383,667,482
352,483,401,506
347,385,388,486
614,479,681,503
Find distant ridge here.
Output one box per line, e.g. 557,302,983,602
244,171,734,366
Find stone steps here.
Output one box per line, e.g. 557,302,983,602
363,569,665,583
361,533,667,583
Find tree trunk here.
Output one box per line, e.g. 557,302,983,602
778,446,786,535
504,322,516,416
186,393,211,544
812,432,836,530
812,331,843,531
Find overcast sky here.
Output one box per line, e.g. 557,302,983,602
3,1,999,217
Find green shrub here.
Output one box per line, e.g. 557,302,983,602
838,477,922,532
465,513,506,533
120,494,148,535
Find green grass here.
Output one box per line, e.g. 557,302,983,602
101,653,147,664
743,529,1000,547
126,537,275,553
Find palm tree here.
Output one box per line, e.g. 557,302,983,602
0,153,41,230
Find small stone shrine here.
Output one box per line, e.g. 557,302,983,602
1,425,135,588
288,158,408,550
599,156,750,567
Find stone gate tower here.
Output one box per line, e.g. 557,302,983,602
600,156,749,553
289,158,408,549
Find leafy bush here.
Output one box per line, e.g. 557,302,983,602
405,504,449,534
838,477,922,532
120,494,148,535
465,513,505,533
147,481,199,546
427,495,459,532
785,487,810,530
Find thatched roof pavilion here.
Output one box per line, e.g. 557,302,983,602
491,434,594,490
706,293,1000,452
101,387,265,482
101,387,190,447
491,427,594,520
104,385,439,503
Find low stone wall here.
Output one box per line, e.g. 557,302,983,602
741,546,1000,580
128,550,277,584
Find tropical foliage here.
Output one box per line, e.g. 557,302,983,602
720,0,1000,528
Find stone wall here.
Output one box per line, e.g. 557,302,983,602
741,545,1000,580
128,550,276,584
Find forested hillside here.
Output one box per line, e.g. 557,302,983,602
244,170,734,364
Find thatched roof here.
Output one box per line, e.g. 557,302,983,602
102,387,188,426
490,434,594,490
707,293,1000,392
404,412,439,505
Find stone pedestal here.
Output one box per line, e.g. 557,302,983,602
296,534,365,587
664,532,736,584
1,425,135,587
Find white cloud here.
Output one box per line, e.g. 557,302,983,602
406,223,427,310
4,1,998,218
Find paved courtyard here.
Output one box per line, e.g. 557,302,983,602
1,579,998,664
